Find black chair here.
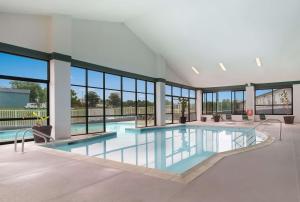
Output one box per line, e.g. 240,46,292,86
259,114,266,121
242,114,249,121
226,114,232,121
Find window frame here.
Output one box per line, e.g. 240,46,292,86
71,66,156,135
165,85,197,124
0,51,50,124
202,90,246,115
255,87,293,115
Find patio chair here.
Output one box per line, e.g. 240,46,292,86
242,114,253,124
242,114,249,121
259,114,271,125
225,114,236,125
259,114,266,121
226,114,232,121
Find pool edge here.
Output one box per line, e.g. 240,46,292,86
35,126,274,184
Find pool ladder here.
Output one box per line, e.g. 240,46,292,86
253,119,283,141
233,118,283,145
14,129,55,153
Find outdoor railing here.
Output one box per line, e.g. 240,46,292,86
0,107,156,129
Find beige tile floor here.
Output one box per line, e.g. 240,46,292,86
1,122,300,202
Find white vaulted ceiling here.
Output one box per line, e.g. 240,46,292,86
1,0,300,87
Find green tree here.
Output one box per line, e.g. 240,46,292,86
123,100,135,107
87,91,101,107
107,93,121,107
71,89,82,107
10,81,47,104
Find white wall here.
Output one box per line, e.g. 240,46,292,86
0,12,184,84
165,64,191,86
0,13,51,52
71,19,158,78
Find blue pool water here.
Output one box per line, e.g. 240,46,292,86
50,125,266,174
0,121,135,142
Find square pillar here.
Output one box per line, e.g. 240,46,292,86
196,89,202,121
293,84,300,123
50,59,71,140
246,85,255,120
156,82,166,126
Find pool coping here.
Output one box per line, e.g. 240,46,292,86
36,123,275,184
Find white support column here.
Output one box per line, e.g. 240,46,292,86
293,84,300,123
50,59,71,140
196,89,202,121
246,85,255,120
156,82,166,126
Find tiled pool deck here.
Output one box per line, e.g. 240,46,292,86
1,122,300,202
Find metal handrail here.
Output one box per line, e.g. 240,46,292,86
257,119,282,140
232,118,283,147
14,128,55,153
253,119,283,141
14,128,31,152
21,129,46,152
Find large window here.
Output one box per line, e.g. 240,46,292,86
0,52,49,142
165,85,196,124
255,88,293,115
71,66,156,135
202,90,245,115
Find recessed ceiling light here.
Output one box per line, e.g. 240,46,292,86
191,66,199,74
219,63,226,71
256,57,262,67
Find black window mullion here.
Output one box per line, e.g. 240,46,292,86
154,83,156,126
205,93,207,115
188,98,191,122
271,89,274,114
46,85,50,125
103,73,106,132
121,77,123,116
145,82,148,127
171,87,174,123
85,69,88,134
230,91,233,114
0,74,48,83
243,91,245,114
135,79,138,122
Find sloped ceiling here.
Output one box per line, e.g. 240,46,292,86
1,0,300,87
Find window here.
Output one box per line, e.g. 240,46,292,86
217,91,231,113
233,91,245,114
0,52,49,142
255,88,293,115
71,68,105,135
202,90,245,115
71,67,156,135
165,85,197,124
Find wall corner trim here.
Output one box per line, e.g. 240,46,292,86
49,52,72,63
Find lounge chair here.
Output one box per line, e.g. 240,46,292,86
242,114,253,124
226,114,232,121
259,114,266,121
225,114,236,125
242,114,249,121
259,114,271,125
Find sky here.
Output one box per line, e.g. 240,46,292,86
0,52,47,80
0,52,193,101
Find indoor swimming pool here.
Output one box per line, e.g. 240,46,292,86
48,125,266,174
